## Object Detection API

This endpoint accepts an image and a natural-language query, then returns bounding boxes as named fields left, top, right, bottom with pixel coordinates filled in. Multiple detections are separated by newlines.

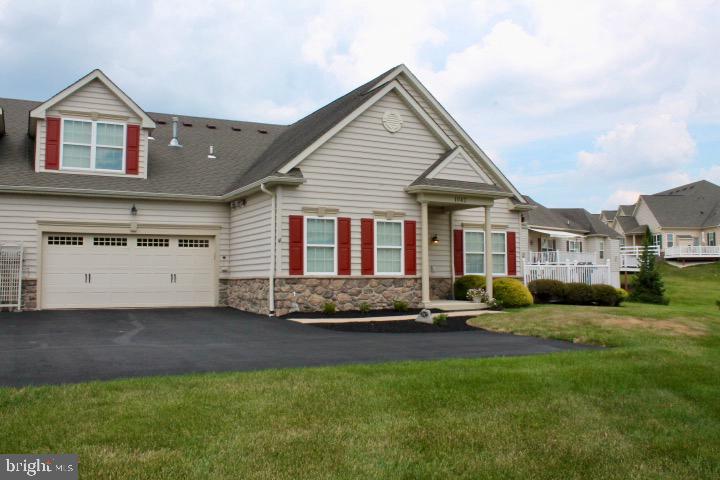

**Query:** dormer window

left=61, top=118, right=125, bottom=172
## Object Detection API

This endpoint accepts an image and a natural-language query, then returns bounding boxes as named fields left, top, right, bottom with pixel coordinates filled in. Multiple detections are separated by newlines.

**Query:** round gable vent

left=382, top=111, right=403, bottom=133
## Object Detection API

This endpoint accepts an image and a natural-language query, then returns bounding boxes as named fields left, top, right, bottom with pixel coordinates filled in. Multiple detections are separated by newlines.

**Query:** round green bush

left=616, top=288, right=629, bottom=303
left=492, top=278, right=533, bottom=308
left=454, top=275, right=486, bottom=300
left=528, top=279, right=565, bottom=304
left=562, top=283, right=594, bottom=305
left=592, top=284, right=622, bottom=306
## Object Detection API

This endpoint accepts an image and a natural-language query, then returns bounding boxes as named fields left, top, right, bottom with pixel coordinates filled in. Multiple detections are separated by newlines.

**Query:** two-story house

left=0, top=66, right=535, bottom=314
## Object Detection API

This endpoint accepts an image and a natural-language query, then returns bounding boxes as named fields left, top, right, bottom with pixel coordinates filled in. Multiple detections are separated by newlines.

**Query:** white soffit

left=529, top=227, right=583, bottom=238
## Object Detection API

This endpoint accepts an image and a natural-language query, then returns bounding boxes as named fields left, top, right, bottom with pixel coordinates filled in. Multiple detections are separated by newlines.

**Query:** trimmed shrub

left=592, top=284, right=622, bottom=306
left=492, top=278, right=533, bottom=308
left=563, top=283, right=594, bottom=305
left=454, top=275, right=486, bottom=301
left=359, top=302, right=371, bottom=314
left=393, top=299, right=409, bottom=312
left=433, top=313, right=449, bottom=327
left=616, top=288, right=629, bottom=304
left=322, top=302, right=336, bottom=315
left=528, top=279, right=565, bottom=304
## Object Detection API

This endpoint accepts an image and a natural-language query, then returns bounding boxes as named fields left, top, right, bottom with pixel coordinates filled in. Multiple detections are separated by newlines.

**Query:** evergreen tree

left=629, top=228, right=669, bottom=304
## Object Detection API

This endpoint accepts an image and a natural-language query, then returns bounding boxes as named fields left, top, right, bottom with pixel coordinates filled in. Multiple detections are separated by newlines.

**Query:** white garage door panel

left=42, top=234, right=216, bottom=309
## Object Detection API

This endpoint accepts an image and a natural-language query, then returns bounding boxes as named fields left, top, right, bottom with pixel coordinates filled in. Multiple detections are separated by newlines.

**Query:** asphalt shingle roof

left=641, top=180, right=720, bottom=228
left=524, top=196, right=620, bottom=238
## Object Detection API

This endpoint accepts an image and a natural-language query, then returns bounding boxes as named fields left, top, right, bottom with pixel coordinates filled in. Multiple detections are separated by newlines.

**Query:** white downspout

left=260, top=183, right=276, bottom=315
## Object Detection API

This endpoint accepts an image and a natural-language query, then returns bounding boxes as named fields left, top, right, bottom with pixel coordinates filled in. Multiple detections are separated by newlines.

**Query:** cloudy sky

left=1, top=0, right=718, bottom=210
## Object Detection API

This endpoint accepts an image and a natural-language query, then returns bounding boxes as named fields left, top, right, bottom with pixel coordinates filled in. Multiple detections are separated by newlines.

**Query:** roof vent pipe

left=208, top=145, right=216, bottom=159
left=168, top=117, right=182, bottom=147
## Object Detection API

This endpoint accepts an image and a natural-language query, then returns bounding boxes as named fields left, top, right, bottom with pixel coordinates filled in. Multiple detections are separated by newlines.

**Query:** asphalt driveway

left=0, top=308, right=597, bottom=387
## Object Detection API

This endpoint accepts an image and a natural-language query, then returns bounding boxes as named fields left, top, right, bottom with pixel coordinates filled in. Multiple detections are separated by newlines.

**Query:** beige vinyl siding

left=48, top=79, right=142, bottom=121
left=229, top=192, right=272, bottom=277
left=278, top=89, right=523, bottom=277
left=432, top=149, right=492, bottom=184
left=279, top=90, right=447, bottom=274
left=37, top=79, right=149, bottom=177
left=634, top=199, right=661, bottom=231
left=0, top=194, right=230, bottom=280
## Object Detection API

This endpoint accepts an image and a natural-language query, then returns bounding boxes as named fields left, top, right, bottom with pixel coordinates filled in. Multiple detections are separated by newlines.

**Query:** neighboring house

left=599, top=209, right=617, bottom=224
left=521, top=197, right=621, bottom=287
left=608, top=180, right=720, bottom=264
left=0, top=66, right=534, bottom=314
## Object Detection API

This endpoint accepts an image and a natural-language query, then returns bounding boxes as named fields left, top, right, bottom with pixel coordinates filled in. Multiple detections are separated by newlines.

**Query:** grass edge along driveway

left=1, top=262, right=719, bottom=479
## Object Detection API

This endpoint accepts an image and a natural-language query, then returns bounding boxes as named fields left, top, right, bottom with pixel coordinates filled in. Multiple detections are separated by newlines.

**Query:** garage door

left=41, top=234, right=216, bottom=309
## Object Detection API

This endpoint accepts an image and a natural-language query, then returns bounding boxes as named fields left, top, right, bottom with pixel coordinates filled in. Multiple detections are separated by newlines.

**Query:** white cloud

left=578, top=114, right=696, bottom=177
left=606, top=190, right=640, bottom=209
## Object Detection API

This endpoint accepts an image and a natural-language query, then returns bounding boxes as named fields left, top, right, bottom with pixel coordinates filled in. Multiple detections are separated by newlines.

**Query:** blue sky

left=1, top=0, right=718, bottom=211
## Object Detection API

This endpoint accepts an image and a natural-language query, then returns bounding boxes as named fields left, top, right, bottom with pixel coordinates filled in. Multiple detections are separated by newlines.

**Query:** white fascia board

left=29, top=69, right=156, bottom=129
left=393, top=65, right=527, bottom=204
left=278, top=80, right=455, bottom=175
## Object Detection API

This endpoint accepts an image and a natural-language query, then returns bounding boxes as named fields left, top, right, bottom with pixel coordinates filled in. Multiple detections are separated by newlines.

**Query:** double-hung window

left=375, top=220, right=403, bottom=275
left=61, top=118, right=125, bottom=172
left=464, top=231, right=506, bottom=275
left=305, top=217, right=336, bottom=274
left=667, top=233, right=674, bottom=248
left=599, top=240, right=605, bottom=260
left=567, top=240, right=582, bottom=253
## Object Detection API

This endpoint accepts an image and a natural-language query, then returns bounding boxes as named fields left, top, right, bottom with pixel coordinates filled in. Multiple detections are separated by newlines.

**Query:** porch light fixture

left=431, top=234, right=439, bottom=245
left=130, top=204, right=138, bottom=216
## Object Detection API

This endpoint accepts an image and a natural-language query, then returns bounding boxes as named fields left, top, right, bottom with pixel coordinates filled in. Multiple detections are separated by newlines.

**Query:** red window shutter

left=45, top=117, right=61, bottom=170
left=337, top=217, right=351, bottom=275
left=453, top=229, right=464, bottom=276
left=507, top=231, right=517, bottom=276
left=404, top=220, right=417, bottom=275
left=289, top=215, right=304, bottom=275
left=126, top=124, right=140, bottom=175
left=361, top=218, right=374, bottom=275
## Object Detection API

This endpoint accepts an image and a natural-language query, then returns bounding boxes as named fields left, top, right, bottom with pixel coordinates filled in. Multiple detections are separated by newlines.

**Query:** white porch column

left=484, top=205, right=493, bottom=300
left=421, top=201, right=430, bottom=304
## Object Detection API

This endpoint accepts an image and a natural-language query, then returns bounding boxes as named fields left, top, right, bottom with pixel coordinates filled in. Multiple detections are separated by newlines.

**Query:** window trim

left=599, top=240, right=605, bottom=260
left=567, top=240, right=583, bottom=253
left=59, top=117, right=126, bottom=173
left=304, top=216, right=337, bottom=276
left=666, top=233, right=674, bottom=248
left=708, top=232, right=716, bottom=247
left=374, top=219, right=404, bottom=276
left=463, top=230, right=507, bottom=276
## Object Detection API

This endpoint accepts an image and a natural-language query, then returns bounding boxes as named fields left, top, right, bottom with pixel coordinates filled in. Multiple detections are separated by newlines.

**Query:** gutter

left=404, top=185, right=514, bottom=198
left=0, top=175, right=305, bottom=203
left=259, top=183, right=277, bottom=315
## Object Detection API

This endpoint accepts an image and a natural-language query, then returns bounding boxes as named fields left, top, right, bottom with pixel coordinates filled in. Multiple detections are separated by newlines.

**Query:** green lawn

left=2, top=263, right=719, bottom=479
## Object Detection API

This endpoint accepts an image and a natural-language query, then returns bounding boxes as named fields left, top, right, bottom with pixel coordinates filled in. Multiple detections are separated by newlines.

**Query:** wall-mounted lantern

left=130, top=204, right=138, bottom=216
left=431, top=234, right=439, bottom=245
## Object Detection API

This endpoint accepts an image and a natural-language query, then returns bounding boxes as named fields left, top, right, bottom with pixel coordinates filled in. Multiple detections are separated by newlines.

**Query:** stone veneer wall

left=274, top=277, right=422, bottom=316
left=220, top=276, right=454, bottom=316
left=223, top=278, right=270, bottom=315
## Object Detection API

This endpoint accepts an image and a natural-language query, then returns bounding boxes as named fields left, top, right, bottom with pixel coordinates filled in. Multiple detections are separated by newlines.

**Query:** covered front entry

left=41, top=233, right=216, bottom=309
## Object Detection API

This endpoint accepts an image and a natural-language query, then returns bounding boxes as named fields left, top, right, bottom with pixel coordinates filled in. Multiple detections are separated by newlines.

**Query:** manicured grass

left=1, top=263, right=719, bottom=478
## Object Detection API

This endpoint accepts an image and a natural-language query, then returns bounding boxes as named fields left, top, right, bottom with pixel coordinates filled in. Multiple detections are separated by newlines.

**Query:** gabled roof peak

left=29, top=69, right=156, bottom=129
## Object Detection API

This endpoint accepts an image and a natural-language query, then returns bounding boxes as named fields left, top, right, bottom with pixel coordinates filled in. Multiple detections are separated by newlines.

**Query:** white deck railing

left=665, top=246, right=720, bottom=258
left=620, top=245, right=659, bottom=271
left=523, top=261, right=616, bottom=287
left=525, top=251, right=598, bottom=265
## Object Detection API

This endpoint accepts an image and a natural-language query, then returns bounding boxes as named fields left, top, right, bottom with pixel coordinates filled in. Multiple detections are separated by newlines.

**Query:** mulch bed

left=307, top=316, right=479, bottom=333
left=283, top=308, right=431, bottom=319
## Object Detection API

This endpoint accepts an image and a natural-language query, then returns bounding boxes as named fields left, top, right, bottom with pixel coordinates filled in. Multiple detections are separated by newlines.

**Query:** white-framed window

left=707, top=232, right=716, bottom=246
left=464, top=230, right=507, bottom=275
left=667, top=233, right=674, bottom=248
left=305, top=216, right=336, bottom=275
left=540, top=237, right=554, bottom=252
left=375, top=219, right=404, bottom=275
left=652, top=234, right=662, bottom=247
left=60, top=118, right=126, bottom=172
left=567, top=240, right=583, bottom=253
left=599, top=240, right=605, bottom=260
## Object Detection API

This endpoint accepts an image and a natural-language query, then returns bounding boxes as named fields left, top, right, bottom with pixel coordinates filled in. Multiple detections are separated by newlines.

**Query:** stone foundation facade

left=430, top=277, right=452, bottom=301
left=274, top=277, right=422, bottom=316
left=222, top=276, right=455, bottom=316
left=223, top=278, right=271, bottom=315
